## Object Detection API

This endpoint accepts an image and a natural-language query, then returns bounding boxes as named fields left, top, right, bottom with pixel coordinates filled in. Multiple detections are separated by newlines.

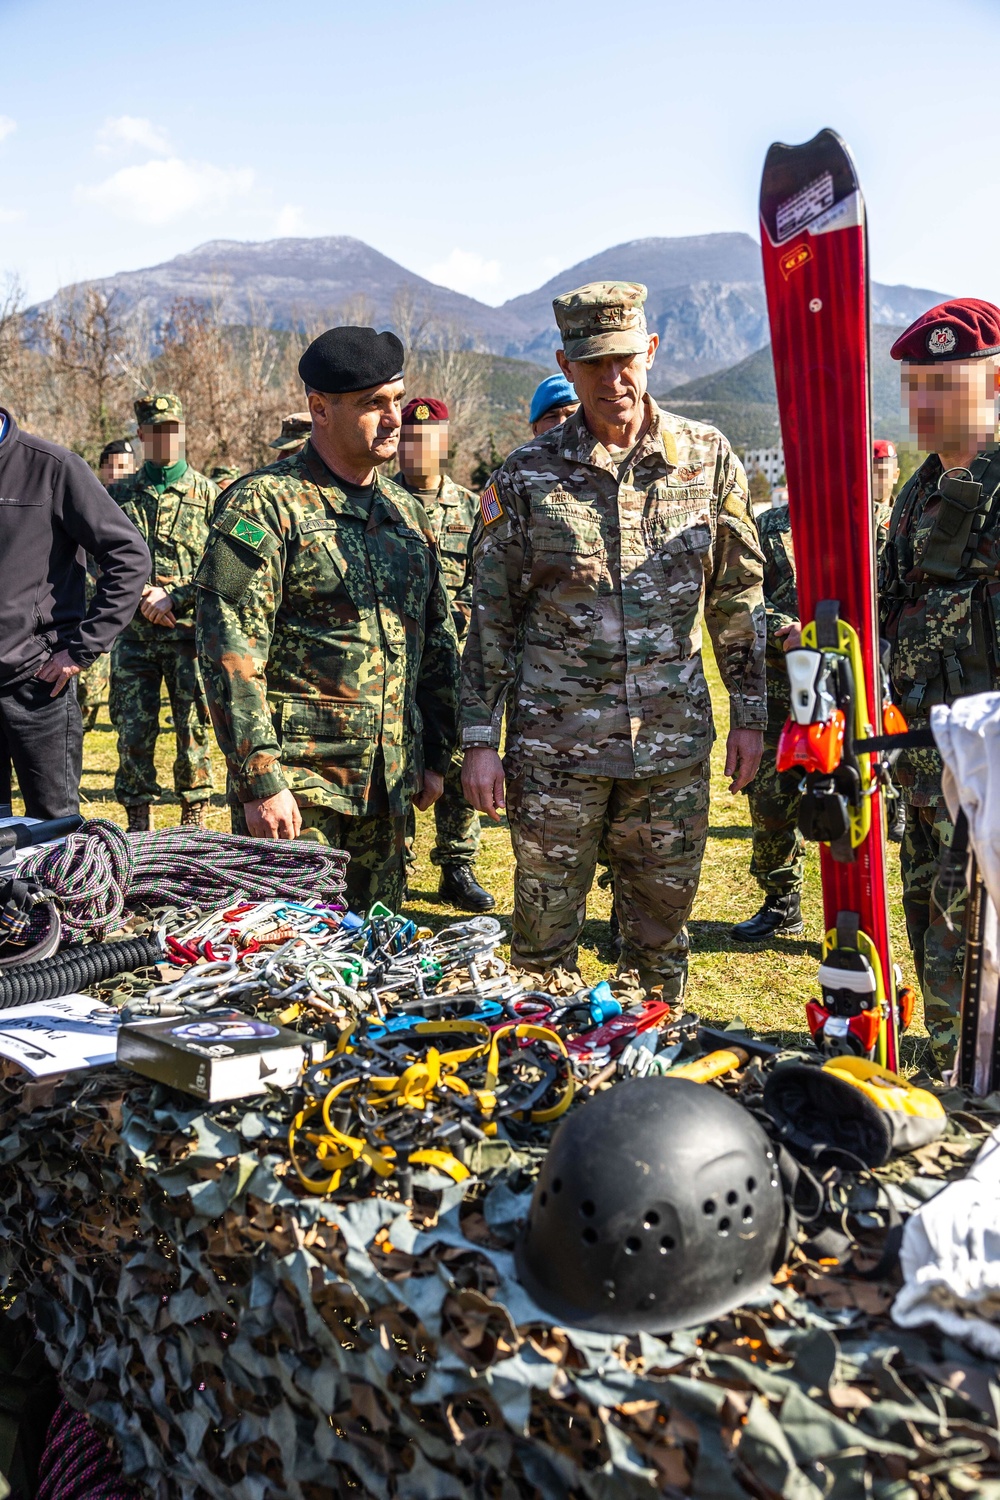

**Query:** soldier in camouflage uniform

left=196, top=327, right=460, bottom=916
left=731, top=437, right=901, bottom=942
left=209, top=465, right=242, bottom=492
left=462, top=283, right=766, bottom=997
left=79, top=439, right=139, bottom=730
left=394, top=396, right=494, bottom=912
left=109, top=395, right=219, bottom=830
left=270, top=412, right=312, bottom=458
left=881, top=299, right=1000, bottom=1070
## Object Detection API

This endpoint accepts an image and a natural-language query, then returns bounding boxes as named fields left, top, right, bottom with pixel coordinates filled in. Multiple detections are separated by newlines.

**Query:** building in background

left=744, top=447, right=785, bottom=486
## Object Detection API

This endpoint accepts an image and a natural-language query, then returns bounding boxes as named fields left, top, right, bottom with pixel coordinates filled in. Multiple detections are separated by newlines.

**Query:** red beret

left=872, top=440, right=897, bottom=461
left=890, top=299, right=1000, bottom=363
left=401, top=397, right=449, bottom=425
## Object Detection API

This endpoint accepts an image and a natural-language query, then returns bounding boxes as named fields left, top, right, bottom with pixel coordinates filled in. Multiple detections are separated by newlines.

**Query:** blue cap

left=529, top=374, right=578, bottom=426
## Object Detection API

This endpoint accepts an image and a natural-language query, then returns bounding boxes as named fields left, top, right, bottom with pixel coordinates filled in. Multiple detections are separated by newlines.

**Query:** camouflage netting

left=1, top=1065, right=999, bottom=1500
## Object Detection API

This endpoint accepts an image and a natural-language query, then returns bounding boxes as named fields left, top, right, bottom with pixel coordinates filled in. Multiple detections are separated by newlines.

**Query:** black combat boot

left=608, top=903, right=623, bottom=957
left=888, top=796, right=906, bottom=843
left=730, top=891, right=804, bottom=942
left=438, top=863, right=495, bottom=912
left=125, top=804, right=151, bottom=833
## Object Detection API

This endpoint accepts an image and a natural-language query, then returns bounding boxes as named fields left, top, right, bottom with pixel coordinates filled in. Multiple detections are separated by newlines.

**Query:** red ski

left=759, top=129, right=908, bottom=1069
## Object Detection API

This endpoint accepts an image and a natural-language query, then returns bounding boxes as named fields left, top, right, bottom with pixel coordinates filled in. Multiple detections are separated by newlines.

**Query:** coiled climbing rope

left=16, top=820, right=349, bottom=940
left=0, top=934, right=163, bottom=1010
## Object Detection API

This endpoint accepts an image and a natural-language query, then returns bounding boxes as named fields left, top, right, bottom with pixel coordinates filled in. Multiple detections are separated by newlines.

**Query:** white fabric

left=892, top=1124, right=1000, bottom=1356
left=930, top=693, right=1000, bottom=1092
left=932, top=692, right=1000, bottom=912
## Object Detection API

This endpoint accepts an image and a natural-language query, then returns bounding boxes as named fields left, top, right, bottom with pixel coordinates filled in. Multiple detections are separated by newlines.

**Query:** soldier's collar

left=301, top=440, right=388, bottom=524
left=560, top=397, right=678, bottom=473
left=141, top=458, right=190, bottom=491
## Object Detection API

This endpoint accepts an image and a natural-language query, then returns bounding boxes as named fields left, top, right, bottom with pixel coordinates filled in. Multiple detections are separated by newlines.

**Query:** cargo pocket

left=528, top=501, right=606, bottom=596
left=646, top=520, right=711, bottom=626
left=276, top=698, right=376, bottom=792
left=891, top=582, right=986, bottom=715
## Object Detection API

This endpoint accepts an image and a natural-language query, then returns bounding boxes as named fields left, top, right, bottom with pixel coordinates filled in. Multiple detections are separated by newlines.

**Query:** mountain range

left=32, top=232, right=948, bottom=386
left=662, top=324, right=910, bottom=448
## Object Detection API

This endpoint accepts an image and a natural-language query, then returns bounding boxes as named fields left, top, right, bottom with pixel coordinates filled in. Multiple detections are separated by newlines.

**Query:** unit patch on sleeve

left=479, top=483, right=504, bottom=527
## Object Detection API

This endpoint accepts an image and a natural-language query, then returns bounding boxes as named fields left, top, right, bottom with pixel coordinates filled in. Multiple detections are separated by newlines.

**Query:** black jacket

left=0, top=410, right=150, bottom=686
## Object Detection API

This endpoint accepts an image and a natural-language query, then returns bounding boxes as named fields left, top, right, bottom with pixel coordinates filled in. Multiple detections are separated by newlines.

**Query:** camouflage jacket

left=110, top=462, right=219, bottom=641
left=393, top=473, right=476, bottom=636
left=460, top=399, right=766, bottom=777
left=195, top=443, right=460, bottom=815
left=880, top=447, right=1000, bottom=804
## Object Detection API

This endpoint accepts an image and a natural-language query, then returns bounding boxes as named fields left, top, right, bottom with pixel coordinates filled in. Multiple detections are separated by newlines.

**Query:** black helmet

left=515, top=1078, right=785, bottom=1333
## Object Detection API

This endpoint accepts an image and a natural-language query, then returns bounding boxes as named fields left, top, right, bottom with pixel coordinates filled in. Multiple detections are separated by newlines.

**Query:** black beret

left=98, top=438, right=135, bottom=462
left=298, top=326, right=405, bottom=394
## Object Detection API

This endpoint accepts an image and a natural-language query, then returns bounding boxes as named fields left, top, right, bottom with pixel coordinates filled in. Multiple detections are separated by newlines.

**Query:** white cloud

left=275, top=203, right=307, bottom=235
left=424, top=249, right=503, bottom=299
left=96, top=115, right=171, bottom=156
left=0, top=208, right=24, bottom=224
left=0, top=117, right=16, bottom=146
left=76, top=157, right=255, bottom=226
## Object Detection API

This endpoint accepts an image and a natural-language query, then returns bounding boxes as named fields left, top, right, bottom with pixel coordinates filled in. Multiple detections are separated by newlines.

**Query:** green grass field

left=58, top=652, right=927, bottom=1064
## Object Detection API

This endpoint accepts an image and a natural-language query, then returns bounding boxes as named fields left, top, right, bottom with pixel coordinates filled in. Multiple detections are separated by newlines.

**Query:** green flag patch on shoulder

left=215, top=509, right=280, bottom=558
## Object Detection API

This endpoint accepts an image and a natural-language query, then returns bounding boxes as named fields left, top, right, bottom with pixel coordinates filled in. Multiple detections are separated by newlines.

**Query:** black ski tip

left=760, top=128, right=861, bottom=246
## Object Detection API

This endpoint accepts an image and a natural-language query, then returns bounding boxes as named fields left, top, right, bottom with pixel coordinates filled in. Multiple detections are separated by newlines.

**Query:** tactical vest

left=883, top=446, right=1000, bottom=717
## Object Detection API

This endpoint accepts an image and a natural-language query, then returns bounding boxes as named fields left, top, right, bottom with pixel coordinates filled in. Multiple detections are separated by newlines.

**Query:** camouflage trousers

left=505, top=758, right=710, bottom=999
left=110, top=635, right=214, bottom=808
left=231, top=800, right=407, bottom=918
left=746, top=725, right=805, bottom=897
left=404, top=748, right=481, bottom=870
left=899, top=796, right=964, bottom=1069
left=78, top=653, right=110, bottom=732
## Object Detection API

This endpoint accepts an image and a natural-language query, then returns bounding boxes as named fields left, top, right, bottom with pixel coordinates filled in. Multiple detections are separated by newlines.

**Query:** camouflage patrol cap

left=134, top=392, right=184, bottom=426
left=552, top=282, right=650, bottom=361
left=269, top=411, right=312, bottom=450
left=209, top=464, right=242, bottom=483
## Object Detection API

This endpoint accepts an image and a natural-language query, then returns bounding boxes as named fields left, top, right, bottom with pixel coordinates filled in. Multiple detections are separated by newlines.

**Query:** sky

left=0, top=0, right=996, bottom=309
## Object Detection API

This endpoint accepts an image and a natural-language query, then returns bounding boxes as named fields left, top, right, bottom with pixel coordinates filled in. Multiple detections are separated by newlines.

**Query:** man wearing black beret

left=195, top=326, right=460, bottom=914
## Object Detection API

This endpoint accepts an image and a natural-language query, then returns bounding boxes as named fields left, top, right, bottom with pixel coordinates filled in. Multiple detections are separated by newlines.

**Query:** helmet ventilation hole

left=718, top=1217, right=731, bottom=1235
left=743, top=1204, right=754, bottom=1223
left=580, top=1199, right=595, bottom=1218
left=582, top=1226, right=598, bottom=1246
left=643, top=1210, right=660, bottom=1228
left=733, top=1267, right=744, bottom=1285
left=552, top=1178, right=563, bottom=1193
left=624, top=1236, right=642, bottom=1255
left=702, top=1199, right=716, bottom=1215
left=746, top=1176, right=757, bottom=1192
left=659, top=1235, right=675, bottom=1253
left=726, top=1190, right=738, bottom=1206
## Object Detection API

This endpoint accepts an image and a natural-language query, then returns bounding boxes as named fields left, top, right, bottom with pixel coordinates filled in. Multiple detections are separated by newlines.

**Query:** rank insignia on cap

left=927, top=325, right=957, bottom=357
left=231, top=516, right=268, bottom=549
left=480, top=483, right=504, bottom=527
left=414, top=403, right=430, bottom=421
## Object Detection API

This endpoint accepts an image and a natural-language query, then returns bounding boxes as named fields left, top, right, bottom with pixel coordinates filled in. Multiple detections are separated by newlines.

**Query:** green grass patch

left=44, top=654, right=925, bottom=1063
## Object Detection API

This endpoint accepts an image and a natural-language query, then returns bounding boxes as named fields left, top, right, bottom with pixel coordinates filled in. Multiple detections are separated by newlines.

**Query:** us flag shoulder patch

left=480, top=482, right=504, bottom=527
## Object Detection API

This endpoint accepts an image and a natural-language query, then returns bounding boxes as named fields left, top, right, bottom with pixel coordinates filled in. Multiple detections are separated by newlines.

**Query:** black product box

left=117, top=1010, right=322, bottom=1101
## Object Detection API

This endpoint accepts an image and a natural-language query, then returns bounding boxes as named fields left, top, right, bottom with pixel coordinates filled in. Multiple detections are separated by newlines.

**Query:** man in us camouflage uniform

left=394, top=396, right=493, bottom=912
left=196, top=327, right=460, bottom=916
left=109, top=395, right=219, bottom=830
left=881, top=298, right=1000, bottom=1070
left=79, top=438, right=140, bottom=731
left=462, top=282, right=766, bottom=997
left=731, top=437, right=901, bottom=943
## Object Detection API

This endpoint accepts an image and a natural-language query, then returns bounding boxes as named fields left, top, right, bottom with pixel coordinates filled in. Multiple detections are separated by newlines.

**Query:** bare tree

left=0, top=276, right=42, bottom=424
left=36, top=286, right=134, bottom=459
